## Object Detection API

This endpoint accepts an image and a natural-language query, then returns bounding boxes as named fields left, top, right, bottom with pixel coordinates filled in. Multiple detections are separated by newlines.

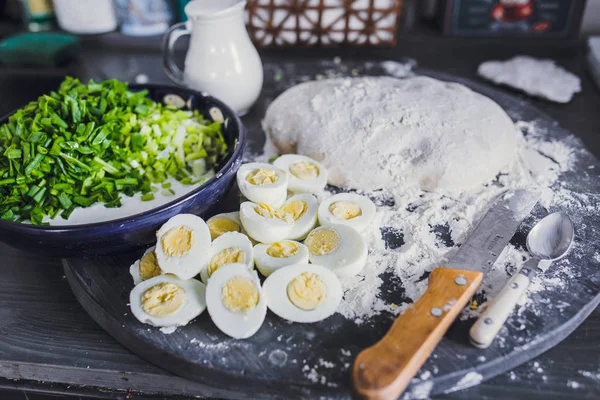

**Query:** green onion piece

left=32, top=187, right=46, bottom=204
left=93, top=157, right=119, bottom=175
left=57, top=192, right=72, bottom=209
left=140, top=193, right=155, bottom=201
left=25, top=154, right=44, bottom=175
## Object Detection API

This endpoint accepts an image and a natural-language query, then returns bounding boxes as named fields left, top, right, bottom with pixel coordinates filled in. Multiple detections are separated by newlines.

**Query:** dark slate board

left=63, top=62, right=600, bottom=399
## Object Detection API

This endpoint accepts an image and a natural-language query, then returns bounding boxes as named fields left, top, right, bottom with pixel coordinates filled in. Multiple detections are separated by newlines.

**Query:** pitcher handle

left=162, top=22, right=190, bottom=86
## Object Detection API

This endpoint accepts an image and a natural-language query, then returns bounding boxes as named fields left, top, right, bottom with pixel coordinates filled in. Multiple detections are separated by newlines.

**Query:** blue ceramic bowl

left=0, top=84, right=246, bottom=257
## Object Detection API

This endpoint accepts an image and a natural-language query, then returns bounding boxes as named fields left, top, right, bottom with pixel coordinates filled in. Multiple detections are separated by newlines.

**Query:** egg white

left=129, top=246, right=160, bottom=285
left=236, top=162, right=288, bottom=206
left=129, top=275, right=207, bottom=327
left=263, top=263, right=342, bottom=323
left=317, top=193, right=376, bottom=233
left=155, top=214, right=212, bottom=280
left=283, top=193, right=318, bottom=241
left=200, top=231, right=254, bottom=283
left=305, top=224, right=368, bottom=278
left=205, top=263, right=267, bottom=339
left=273, top=154, right=328, bottom=193
left=254, top=241, right=309, bottom=277
left=239, top=201, right=294, bottom=243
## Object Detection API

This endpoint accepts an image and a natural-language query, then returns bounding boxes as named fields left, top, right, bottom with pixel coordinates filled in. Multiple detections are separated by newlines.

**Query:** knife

left=352, top=189, right=540, bottom=400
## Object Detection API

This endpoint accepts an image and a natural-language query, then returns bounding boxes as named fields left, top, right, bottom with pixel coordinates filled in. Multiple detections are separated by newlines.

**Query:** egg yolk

left=221, top=277, right=259, bottom=313
left=141, top=282, right=186, bottom=317
left=209, top=247, right=245, bottom=277
left=254, top=204, right=289, bottom=220
left=139, top=251, right=161, bottom=281
left=208, top=217, right=241, bottom=241
left=161, top=226, right=195, bottom=257
left=266, top=241, right=299, bottom=258
left=329, top=201, right=362, bottom=220
left=282, top=200, right=308, bottom=220
left=305, top=228, right=340, bottom=256
left=246, top=168, right=279, bottom=185
left=287, top=272, right=327, bottom=311
left=289, top=161, right=319, bottom=180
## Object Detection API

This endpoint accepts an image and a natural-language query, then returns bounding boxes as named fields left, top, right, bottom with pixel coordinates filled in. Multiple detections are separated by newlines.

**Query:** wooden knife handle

left=353, top=268, right=483, bottom=400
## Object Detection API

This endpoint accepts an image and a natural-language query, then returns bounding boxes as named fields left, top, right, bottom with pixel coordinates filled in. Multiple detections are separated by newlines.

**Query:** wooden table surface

left=0, top=28, right=599, bottom=399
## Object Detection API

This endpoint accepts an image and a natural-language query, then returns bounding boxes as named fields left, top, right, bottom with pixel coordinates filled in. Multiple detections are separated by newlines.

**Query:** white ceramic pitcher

left=162, top=0, right=263, bottom=115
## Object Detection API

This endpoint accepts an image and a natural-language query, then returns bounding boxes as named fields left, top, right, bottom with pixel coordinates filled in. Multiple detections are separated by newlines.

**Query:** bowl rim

left=0, top=83, right=247, bottom=232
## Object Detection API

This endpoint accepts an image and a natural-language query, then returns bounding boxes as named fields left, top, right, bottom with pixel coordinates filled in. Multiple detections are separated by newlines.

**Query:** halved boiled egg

left=254, top=240, right=309, bottom=277
left=130, top=246, right=162, bottom=285
left=200, top=231, right=254, bottom=283
left=239, top=201, right=294, bottom=243
left=263, top=263, right=342, bottom=323
left=207, top=212, right=242, bottom=241
left=273, top=154, right=327, bottom=193
left=206, top=263, right=267, bottom=339
left=304, top=224, right=368, bottom=278
left=317, top=193, right=376, bottom=233
left=155, top=214, right=211, bottom=280
left=236, top=162, right=288, bottom=206
left=130, top=275, right=206, bottom=327
left=282, top=193, right=318, bottom=241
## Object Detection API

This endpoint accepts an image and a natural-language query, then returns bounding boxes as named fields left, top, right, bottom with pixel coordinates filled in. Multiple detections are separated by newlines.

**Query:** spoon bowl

left=526, top=211, right=575, bottom=261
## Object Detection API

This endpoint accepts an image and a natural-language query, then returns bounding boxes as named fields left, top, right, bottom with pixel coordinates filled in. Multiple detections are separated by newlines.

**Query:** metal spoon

left=469, top=211, right=575, bottom=348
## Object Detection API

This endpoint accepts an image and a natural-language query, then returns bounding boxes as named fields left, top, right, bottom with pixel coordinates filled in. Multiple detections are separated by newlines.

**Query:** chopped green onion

left=0, top=77, right=227, bottom=224
left=57, top=192, right=73, bottom=209
left=141, top=193, right=155, bottom=201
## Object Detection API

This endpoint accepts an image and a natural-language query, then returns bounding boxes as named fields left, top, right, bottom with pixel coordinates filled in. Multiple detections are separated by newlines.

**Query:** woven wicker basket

left=246, top=0, right=404, bottom=47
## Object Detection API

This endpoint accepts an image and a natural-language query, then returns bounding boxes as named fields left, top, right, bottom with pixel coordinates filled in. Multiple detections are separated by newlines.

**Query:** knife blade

left=444, top=189, right=541, bottom=272
left=353, top=189, right=540, bottom=400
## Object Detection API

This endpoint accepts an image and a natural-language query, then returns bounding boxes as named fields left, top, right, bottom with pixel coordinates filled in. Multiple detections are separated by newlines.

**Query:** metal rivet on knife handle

left=455, top=276, right=467, bottom=286
left=430, top=307, right=443, bottom=317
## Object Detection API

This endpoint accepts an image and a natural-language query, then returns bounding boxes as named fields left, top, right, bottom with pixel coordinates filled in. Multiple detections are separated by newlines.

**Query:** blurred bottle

left=18, top=0, right=55, bottom=32
left=53, top=0, right=117, bottom=34
left=115, top=0, right=173, bottom=36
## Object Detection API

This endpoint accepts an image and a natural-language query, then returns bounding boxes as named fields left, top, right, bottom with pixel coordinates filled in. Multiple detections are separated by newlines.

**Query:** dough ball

left=262, top=76, right=520, bottom=193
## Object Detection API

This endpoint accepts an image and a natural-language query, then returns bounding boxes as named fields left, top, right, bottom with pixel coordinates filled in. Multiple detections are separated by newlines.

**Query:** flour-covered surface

left=65, top=59, right=600, bottom=399
left=478, top=56, right=581, bottom=103
left=251, top=60, right=600, bottom=395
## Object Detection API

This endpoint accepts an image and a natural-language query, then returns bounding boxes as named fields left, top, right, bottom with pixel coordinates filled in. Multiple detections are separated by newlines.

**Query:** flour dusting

left=578, top=369, right=600, bottom=383
left=444, top=372, right=483, bottom=394
left=478, top=56, right=581, bottom=103
left=254, top=60, right=593, bottom=325
left=567, top=380, right=582, bottom=389
left=248, top=59, right=599, bottom=393
left=333, top=118, right=579, bottom=324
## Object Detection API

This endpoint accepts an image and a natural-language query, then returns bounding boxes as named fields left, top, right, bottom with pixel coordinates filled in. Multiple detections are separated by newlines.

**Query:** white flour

left=257, top=65, right=583, bottom=325
left=478, top=56, right=581, bottom=103
left=444, top=372, right=483, bottom=394
left=567, top=380, right=581, bottom=389
left=264, top=76, right=520, bottom=193
left=250, top=59, right=596, bottom=392
left=578, top=369, right=600, bottom=383
left=333, top=117, right=578, bottom=324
